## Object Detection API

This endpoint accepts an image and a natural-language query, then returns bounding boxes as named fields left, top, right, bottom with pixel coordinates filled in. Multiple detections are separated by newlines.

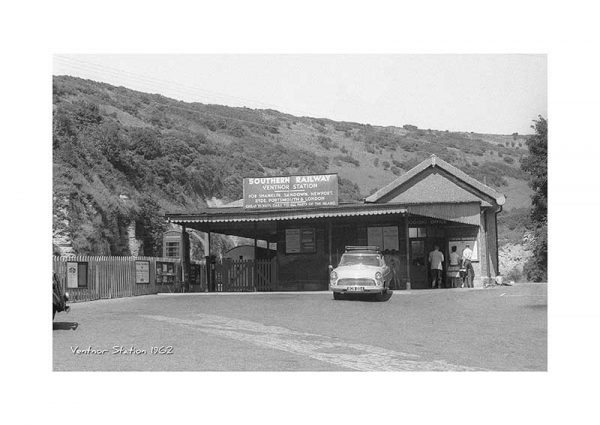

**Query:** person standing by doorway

left=428, top=245, right=444, bottom=289
left=461, top=244, right=474, bottom=288
left=447, top=245, right=461, bottom=288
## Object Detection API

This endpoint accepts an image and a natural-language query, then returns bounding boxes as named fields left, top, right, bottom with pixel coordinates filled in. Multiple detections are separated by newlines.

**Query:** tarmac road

left=53, top=283, right=547, bottom=371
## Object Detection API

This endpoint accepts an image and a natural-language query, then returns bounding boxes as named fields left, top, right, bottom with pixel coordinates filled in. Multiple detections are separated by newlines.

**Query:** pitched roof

left=365, top=155, right=506, bottom=206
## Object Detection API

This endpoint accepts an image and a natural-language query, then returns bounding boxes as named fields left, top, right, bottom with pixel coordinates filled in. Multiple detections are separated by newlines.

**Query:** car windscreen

left=339, top=254, right=380, bottom=267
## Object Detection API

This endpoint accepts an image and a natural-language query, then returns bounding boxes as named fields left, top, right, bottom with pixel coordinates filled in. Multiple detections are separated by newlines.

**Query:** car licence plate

left=347, top=286, right=364, bottom=292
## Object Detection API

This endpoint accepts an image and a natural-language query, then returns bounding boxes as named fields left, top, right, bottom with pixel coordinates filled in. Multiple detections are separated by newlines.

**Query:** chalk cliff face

left=53, top=75, right=532, bottom=256
left=499, top=232, right=534, bottom=282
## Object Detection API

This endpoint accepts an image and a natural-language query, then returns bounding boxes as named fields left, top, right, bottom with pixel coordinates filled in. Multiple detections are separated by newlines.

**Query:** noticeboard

left=367, top=226, right=399, bottom=251
left=285, top=228, right=316, bottom=254
left=135, top=261, right=150, bottom=284
left=66, top=262, right=78, bottom=288
left=243, top=174, right=338, bottom=209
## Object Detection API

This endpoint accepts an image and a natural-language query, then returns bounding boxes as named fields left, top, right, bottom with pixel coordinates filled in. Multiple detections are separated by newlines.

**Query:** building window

left=165, top=241, right=180, bottom=258
left=409, top=227, right=427, bottom=238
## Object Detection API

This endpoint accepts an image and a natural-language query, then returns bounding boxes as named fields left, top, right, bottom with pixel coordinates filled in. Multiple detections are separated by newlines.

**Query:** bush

left=523, top=225, right=547, bottom=282
left=503, top=155, right=515, bottom=164
left=317, top=135, right=335, bottom=150
left=505, top=267, right=523, bottom=283
left=333, top=154, right=360, bottom=167
left=382, top=161, right=390, bottom=170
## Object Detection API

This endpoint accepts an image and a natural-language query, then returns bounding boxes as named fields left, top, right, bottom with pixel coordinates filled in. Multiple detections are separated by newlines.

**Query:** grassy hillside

left=52, top=75, right=533, bottom=256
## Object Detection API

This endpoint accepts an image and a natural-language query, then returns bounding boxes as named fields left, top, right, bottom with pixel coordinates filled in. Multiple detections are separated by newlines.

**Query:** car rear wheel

left=333, top=292, right=344, bottom=300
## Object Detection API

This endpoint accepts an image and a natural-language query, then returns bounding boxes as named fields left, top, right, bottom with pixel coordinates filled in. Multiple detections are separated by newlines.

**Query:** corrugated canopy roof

left=166, top=202, right=407, bottom=224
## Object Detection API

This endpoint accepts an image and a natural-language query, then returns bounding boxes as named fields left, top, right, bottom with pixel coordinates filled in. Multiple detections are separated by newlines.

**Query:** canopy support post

left=405, top=213, right=411, bottom=290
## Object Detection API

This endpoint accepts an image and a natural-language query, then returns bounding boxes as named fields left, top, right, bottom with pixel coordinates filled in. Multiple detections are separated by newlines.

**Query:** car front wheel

left=374, top=290, right=392, bottom=302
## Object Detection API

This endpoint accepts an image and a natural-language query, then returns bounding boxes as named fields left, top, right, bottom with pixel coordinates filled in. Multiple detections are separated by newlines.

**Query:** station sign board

left=243, top=174, right=338, bottom=209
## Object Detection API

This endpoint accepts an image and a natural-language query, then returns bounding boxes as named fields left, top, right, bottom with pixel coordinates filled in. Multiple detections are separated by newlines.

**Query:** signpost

left=243, top=174, right=338, bottom=209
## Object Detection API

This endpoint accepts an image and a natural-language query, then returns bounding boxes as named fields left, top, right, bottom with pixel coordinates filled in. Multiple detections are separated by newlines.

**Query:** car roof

left=342, top=251, right=380, bottom=256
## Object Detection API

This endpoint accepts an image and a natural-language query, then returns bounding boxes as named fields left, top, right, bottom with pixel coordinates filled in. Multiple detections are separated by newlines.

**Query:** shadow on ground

left=335, top=292, right=393, bottom=302
left=53, top=322, right=79, bottom=331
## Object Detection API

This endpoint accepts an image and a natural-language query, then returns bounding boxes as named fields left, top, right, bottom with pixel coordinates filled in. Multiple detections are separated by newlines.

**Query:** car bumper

left=330, top=284, right=386, bottom=294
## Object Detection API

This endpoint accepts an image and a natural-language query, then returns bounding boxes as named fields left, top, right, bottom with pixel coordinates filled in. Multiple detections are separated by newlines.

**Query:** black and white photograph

left=4, top=1, right=600, bottom=424
left=50, top=54, right=548, bottom=372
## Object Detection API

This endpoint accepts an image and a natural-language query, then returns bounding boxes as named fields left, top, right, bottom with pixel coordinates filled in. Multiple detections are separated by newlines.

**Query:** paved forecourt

left=53, top=283, right=547, bottom=371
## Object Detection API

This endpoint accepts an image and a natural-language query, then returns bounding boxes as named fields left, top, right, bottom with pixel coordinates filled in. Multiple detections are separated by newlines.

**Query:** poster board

left=300, top=228, right=316, bottom=253
left=367, top=227, right=383, bottom=250
left=285, top=228, right=315, bottom=254
left=368, top=226, right=399, bottom=251
left=448, top=238, right=479, bottom=262
left=66, top=262, right=78, bottom=288
left=382, top=226, right=399, bottom=251
left=135, top=261, right=150, bottom=284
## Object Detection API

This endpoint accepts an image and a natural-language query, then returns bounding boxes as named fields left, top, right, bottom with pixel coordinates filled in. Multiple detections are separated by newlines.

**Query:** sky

left=53, top=54, right=546, bottom=134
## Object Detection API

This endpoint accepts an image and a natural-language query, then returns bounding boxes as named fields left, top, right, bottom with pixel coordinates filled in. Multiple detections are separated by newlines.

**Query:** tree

left=135, top=196, right=166, bottom=256
left=521, top=116, right=547, bottom=281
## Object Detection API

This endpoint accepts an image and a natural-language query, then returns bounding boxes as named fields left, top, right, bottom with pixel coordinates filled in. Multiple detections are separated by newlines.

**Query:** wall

left=276, top=221, right=329, bottom=291
left=276, top=215, right=409, bottom=291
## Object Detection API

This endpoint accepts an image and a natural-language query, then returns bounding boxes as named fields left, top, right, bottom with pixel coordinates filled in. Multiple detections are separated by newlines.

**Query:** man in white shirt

left=461, top=244, right=474, bottom=288
left=448, top=245, right=461, bottom=288
left=428, top=245, right=444, bottom=289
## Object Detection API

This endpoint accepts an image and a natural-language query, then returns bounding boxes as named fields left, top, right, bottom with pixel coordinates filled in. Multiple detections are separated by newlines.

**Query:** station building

left=166, top=155, right=505, bottom=291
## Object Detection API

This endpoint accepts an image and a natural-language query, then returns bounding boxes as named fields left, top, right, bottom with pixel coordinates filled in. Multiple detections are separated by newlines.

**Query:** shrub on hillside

left=334, top=154, right=360, bottom=167
left=317, top=135, right=336, bottom=150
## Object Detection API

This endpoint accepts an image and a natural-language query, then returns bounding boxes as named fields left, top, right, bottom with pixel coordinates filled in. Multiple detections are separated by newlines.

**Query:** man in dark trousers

left=428, top=245, right=444, bottom=288
left=461, top=244, right=475, bottom=288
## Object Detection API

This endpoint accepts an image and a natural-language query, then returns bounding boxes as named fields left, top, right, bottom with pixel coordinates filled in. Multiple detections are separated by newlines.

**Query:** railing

left=52, top=256, right=206, bottom=301
left=52, top=256, right=276, bottom=300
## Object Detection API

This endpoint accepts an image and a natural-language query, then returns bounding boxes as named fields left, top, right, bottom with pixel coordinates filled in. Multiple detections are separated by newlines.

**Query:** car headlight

left=330, top=271, right=338, bottom=281
left=375, top=272, right=382, bottom=280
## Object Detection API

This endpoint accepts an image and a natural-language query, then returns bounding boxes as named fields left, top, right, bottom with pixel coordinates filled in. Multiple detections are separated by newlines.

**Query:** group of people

left=427, top=244, right=474, bottom=288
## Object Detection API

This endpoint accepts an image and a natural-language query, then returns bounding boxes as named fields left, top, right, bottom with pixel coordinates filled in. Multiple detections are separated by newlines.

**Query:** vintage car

left=53, top=273, right=70, bottom=319
left=329, top=246, right=393, bottom=301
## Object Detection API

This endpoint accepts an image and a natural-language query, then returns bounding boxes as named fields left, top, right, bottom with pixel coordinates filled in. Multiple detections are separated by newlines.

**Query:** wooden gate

left=213, top=258, right=277, bottom=292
